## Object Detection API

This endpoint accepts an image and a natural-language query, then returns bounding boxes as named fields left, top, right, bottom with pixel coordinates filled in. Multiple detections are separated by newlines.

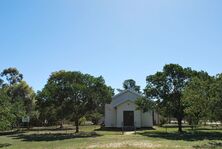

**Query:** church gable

left=111, top=90, right=142, bottom=107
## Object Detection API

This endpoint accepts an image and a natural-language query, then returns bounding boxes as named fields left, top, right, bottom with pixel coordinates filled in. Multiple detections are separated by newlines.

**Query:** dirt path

left=123, top=131, right=135, bottom=135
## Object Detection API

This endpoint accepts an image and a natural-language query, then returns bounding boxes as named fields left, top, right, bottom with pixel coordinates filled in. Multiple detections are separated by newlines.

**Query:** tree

left=89, top=76, right=113, bottom=114
left=0, top=68, right=36, bottom=128
left=1, top=67, right=23, bottom=85
left=36, top=71, right=71, bottom=128
left=36, top=90, right=58, bottom=126
left=182, top=75, right=212, bottom=127
left=135, top=97, right=155, bottom=113
left=86, top=112, right=103, bottom=125
left=10, top=81, right=36, bottom=113
left=0, top=89, right=14, bottom=130
left=145, top=64, right=193, bottom=132
left=38, top=71, right=112, bottom=132
left=10, top=81, right=36, bottom=128
left=123, top=79, right=141, bottom=93
left=0, top=79, right=3, bottom=87
left=209, top=74, right=222, bottom=123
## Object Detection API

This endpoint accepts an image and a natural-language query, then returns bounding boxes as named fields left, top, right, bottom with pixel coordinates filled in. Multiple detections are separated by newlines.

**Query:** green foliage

left=145, top=64, right=193, bottom=132
left=209, top=74, right=222, bottom=122
left=78, top=117, right=87, bottom=125
left=182, top=75, right=212, bottom=126
left=86, top=112, right=103, bottom=125
left=1, top=67, right=23, bottom=85
left=37, top=71, right=112, bottom=132
left=0, top=67, right=36, bottom=129
left=0, top=89, right=14, bottom=130
left=11, top=99, right=26, bottom=127
left=36, top=90, right=59, bottom=126
left=0, top=78, right=3, bottom=87
left=5, top=81, right=36, bottom=127
left=135, top=97, right=155, bottom=113
left=159, top=117, right=167, bottom=126
left=123, top=79, right=141, bottom=93
left=10, top=81, right=36, bottom=115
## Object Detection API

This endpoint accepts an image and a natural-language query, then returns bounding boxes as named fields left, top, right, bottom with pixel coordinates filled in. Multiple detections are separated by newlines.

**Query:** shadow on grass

left=136, top=127, right=156, bottom=131
left=11, top=132, right=102, bottom=142
left=193, top=141, right=222, bottom=148
left=0, top=130, right=24, bottom=136
left=94, top=127, right=122, bottom=132
left=194, top=127, right=222, bottom=131
left=28, top=127, right=74, bottom=132
left=0, top=143, right=11, bottom=148
left=95, top=127, right=155, bottom=132
left=138, top=131, right=222, bottom=141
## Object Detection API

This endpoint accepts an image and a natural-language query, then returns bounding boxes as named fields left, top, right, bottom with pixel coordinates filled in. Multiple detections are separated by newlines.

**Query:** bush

left=79, top=117, right=87, bottom=125
left=159, top=117, right=167, bottom=126
left=87, top=112, right=103, bottom=125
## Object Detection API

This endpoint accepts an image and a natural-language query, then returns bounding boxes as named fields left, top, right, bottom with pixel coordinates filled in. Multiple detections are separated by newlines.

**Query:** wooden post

left=122, top=122, right=124, bottom=135
left=134, top=122, right=136, bottom=134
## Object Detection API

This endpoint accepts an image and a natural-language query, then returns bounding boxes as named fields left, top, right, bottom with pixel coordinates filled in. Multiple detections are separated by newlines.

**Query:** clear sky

left=0, top=0, right=222, bottom=92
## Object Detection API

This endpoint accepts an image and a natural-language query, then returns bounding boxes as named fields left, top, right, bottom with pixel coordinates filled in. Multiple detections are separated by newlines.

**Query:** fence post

left=134, top=122, right=136, bottom=134
left=122, top=122, right=124, bottom=135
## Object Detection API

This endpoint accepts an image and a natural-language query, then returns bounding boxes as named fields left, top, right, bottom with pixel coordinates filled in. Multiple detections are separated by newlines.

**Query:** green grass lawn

left=0, top=125, right=222, bottom=149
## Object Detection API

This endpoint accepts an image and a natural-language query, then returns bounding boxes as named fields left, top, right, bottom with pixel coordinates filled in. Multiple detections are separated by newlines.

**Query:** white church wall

left=141, top=111, right=153, bottom=127
left=116, top=101, right=141, bottom=128
left=105, top=104, right=116, bottom=127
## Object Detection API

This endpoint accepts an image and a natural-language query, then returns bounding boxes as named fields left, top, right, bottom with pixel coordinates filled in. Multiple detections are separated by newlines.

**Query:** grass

left=0, top=125, right=222, bottom=149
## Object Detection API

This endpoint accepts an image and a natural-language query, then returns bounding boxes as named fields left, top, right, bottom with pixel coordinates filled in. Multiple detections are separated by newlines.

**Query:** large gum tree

left=145, top=64, right=193, bottom=132
left=38, top=71, right=112, bottom=133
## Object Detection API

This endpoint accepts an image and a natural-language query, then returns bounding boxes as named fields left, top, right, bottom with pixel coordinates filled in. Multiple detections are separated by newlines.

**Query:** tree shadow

left=28, top=127, right=74, bottom=132
left=11, top=132, right=102, bottom=142
left=0, top=143, right=11, bottom=148
left=136, top=127, right=156, bottom=131
left=95, top=127, right=155, bottom=132
left=138, top=131, right=222, bottom=141
left=0, top=130, right=24, bottom=136
left=194, top=127, right=222, bottom=131
left=94, top=127, right=122, bottom=132
left=193, top=141, right=222, bottom=148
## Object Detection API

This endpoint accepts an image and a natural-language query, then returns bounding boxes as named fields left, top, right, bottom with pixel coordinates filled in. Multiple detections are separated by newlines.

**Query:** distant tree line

left=0, top=64, right=222, bottom=133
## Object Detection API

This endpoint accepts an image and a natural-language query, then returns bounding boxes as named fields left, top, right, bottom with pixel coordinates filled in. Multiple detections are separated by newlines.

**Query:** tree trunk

left=60, top=120, right=64, bottom=129
left=177, top=117, right=183, bottom=133
left=75, top=119, right=79, bottom=133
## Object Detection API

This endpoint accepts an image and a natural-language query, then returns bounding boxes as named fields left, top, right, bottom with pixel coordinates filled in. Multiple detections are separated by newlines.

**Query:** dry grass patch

left=87, top=140, right=162, bottom=149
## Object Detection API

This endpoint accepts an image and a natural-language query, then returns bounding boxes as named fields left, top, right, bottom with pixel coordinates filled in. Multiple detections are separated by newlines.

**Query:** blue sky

left=0, top=0, right=222, bottom=92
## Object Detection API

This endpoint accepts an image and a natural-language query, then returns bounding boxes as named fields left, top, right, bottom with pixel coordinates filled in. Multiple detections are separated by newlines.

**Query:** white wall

left=116, top=101, right=141, bottom=128
left=105, top=104, right=116, bottom=127
left=141, top=111, right=153, bottom=127
left=153, top=111, right=161, bottom=125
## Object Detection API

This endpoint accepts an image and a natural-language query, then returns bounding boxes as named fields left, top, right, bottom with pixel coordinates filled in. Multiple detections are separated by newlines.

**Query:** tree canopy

left=123, top=79, right=141, bottom=93
left=135, top=97, right=155, bottom=113
left=0, top=89, right=14, bottom=130
left=145, top=64, right=193, bottom=132
left=182, top=73, right=212, bottom=127
left=209, top=73, right=222, bottom=122
left=0, top=67, right=36, bottom=129
left=37, top=71, right=113, bottom=132
left=1, top=67, right=23, bottom=85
